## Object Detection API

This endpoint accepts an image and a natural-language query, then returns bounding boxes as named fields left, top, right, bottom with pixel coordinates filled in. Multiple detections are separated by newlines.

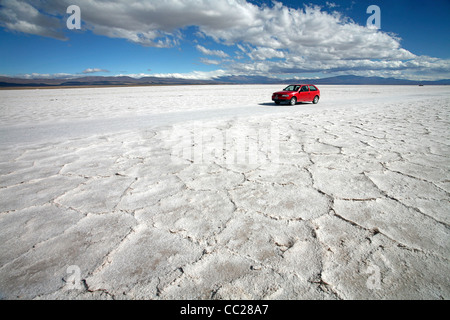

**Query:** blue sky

left=0, top=0, right=449, bottom=80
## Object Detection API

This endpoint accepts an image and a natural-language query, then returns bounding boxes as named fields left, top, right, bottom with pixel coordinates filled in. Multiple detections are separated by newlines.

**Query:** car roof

left=289, top=84, right=316, bottom=86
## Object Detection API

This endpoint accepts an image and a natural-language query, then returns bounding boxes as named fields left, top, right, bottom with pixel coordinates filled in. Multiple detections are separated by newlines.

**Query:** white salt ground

left=0, top=85, right=449, bottom=299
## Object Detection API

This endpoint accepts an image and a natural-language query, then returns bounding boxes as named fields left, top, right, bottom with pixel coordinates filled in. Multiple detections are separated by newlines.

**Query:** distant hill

left=0, top=75, right=216, bottom=88
left=1, top=75, right=449, bottom=88
left=216, top=75, right=450, bottom=85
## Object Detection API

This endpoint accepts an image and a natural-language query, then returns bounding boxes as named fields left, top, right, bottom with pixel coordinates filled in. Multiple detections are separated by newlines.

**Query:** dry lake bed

left=0, top=85, right=449, bottom=299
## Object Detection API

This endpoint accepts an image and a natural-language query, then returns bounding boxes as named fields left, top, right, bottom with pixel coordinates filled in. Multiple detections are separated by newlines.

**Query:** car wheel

left=313, top=96, right=319, bottom=104
left=289, top=97, right=297, bottom=106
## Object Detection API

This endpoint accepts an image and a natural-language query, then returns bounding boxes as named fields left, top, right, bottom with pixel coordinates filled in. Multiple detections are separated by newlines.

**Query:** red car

left=272, top=84, right=320, bottom=105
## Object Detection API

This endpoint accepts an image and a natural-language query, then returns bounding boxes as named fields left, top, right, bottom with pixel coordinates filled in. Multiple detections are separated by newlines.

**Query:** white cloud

left=150, top=69, right=228, bottom=80
left=200, top=58, right=221, bottom=65
left=20, top=73, right=75, bottom=79
left=1, top=0, right=449, bottom=80
left=247, top=47, right=285, bottom=60
left=0, top=0, right=67, bottom=40
left=83, top=68, right=109, bottom=74
left=196, top=45, right=229, bottom=58
left=326, top=2, right=339, bottom=9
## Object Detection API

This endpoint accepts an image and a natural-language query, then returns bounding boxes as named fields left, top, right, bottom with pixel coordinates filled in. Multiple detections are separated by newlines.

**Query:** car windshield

left=284, top=85, right=299, bottom=91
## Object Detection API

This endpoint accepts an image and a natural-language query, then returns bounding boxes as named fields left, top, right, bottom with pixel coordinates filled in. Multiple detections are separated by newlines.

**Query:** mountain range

left=1, top=75, right=449, bottom=88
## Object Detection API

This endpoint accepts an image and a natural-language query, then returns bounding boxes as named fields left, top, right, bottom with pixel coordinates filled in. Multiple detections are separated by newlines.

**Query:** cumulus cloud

left=20, top=72, right=76, bottom=79
left=200, top=58, right=221, bottom=65
left=247, top=47, right=285, bottom=61
left=82, top=68, right=109, bottom=74
left=0, top=0, right=67, bottom=40
left=150, top=69, right=228, bottom=80
left=1, top=0, right=449, bottom=79
left=196, top=45, right=229, bottom=58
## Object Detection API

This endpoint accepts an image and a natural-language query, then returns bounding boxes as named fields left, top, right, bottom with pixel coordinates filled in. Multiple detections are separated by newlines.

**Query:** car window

left=294, top=86, right=300, bottom=91
left=300, top=86, right=309, bottom=92
left=309, top=85, right=317, bottom=91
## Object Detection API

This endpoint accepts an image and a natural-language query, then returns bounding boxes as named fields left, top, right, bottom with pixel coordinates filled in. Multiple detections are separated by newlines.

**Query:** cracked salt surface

left=0, top=85, right=449, bottom=299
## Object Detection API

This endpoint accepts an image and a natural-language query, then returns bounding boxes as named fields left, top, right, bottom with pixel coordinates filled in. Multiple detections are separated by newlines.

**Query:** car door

left=298, top=85, right=309, bottom=102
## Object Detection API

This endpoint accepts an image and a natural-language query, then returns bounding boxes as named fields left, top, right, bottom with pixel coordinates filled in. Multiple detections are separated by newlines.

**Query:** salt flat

left=0, top=85, right=449, bottom=299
